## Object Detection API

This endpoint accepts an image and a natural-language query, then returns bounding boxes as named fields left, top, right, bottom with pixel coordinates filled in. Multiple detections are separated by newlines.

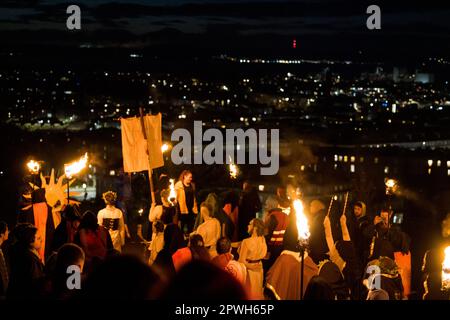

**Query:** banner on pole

left=120, top=113, right=164, bottom=172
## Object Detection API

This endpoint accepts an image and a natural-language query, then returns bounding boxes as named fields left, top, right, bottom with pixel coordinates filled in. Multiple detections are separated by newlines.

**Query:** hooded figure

left=364, top=257, right=404, bottom=300
left=194, top=193, right=235, bottom=240
left=237, top=182, right=262, bottom=241
left=347, top=201, right=371, bottom=265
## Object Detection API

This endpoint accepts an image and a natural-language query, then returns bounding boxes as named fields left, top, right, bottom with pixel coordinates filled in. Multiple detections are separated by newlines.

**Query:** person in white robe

left=191, top=202, right=221, bottom=257
left=238, top=218, right=267, bottom=299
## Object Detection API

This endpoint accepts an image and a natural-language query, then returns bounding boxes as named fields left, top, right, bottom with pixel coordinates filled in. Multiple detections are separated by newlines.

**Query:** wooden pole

left=139, top=107, right=156, bottom=205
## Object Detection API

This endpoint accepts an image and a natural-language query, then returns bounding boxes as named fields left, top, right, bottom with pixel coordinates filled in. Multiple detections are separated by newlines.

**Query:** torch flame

left=442, top=246, right=450, bottom=290
left=168, top=179, right=177, bottom=205
left=293, top=199, right=310, bottom=241
left=27, top=160, right=40, bottom=174
left=228, top=156, right=238, bottom=179
left=385, top=179, right=396, bottom=188
left=64, top=153, right=88, bottom=179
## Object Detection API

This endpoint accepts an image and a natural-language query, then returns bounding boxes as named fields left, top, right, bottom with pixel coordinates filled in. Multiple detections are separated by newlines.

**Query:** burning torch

left=64, top=153, right=88, bottom=204
left=294, top=199, right=310, bottom=300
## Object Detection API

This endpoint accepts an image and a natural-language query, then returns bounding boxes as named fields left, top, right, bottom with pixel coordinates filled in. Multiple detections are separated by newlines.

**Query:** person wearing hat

left=263, top=196, right=289, bottom=272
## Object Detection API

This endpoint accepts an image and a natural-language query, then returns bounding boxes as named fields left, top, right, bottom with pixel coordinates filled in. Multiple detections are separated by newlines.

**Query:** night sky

left=1, top=1, right=450, bottom=58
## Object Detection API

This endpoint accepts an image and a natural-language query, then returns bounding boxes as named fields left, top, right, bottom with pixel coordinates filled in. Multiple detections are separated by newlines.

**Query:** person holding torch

left=422, top=213, right=450, bottom=300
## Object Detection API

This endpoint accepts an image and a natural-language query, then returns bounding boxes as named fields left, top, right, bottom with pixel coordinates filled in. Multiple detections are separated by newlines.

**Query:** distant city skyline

left=1, top=1, right=450, bottom=58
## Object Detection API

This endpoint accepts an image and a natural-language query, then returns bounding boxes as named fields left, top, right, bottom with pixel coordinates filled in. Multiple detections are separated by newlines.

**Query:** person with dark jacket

left=39, top=243, right=85, bottom=300
left=365, top=209, right=409, bottom=262
left=347, top=201, right=372, bottom=266
left=51, top=205, right=80, bottom=253
left=7, top=223, right=45, bottom=299
left=223, top=190, right=240, bottom=242
left=153, top=222, right=185, bottom=281
left=237, top=181, right=261, bottom=241
left=303, top=275, right=335, bottom=300
left=308, top=200, right=329, bottom=264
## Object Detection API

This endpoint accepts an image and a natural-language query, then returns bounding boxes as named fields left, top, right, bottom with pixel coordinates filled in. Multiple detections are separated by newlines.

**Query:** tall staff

left=341, top=192, right=349, bottom=216
left=139, top=107, right=156, bottom=204
left=326, top=196, right=335, bottom=217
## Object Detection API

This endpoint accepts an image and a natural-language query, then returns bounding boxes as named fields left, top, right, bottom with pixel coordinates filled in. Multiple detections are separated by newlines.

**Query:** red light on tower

left=292, top=39, right=297, bottom=49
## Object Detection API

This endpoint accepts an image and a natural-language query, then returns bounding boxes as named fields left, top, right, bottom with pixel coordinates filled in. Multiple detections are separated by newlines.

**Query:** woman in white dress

left=192, top=202, right=221, bottom=257
left=238, top=218, right=267, bottom=299
left=97, top=191, right=125, bottom=252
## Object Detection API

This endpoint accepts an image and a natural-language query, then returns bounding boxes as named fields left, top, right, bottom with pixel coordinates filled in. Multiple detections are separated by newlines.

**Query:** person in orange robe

left=19, top=188, right=54, bottom=262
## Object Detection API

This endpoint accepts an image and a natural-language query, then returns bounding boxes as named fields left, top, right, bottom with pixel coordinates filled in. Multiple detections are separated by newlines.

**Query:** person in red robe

left=172, top=234, right=210, bottom=272
left=212, top=237, right=247, bottom=286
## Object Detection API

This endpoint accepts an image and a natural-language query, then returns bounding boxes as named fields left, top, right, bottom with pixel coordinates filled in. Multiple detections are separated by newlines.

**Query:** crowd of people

left=0, top=169, right=450, bottom=300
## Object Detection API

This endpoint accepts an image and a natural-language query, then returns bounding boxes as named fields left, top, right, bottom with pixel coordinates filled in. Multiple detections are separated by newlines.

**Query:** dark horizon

left=1, top=1, right=450, bottom=59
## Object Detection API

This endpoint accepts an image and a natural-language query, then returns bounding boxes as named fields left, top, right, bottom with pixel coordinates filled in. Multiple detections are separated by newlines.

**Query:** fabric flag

left=121, top=113, right=164, bottom=172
